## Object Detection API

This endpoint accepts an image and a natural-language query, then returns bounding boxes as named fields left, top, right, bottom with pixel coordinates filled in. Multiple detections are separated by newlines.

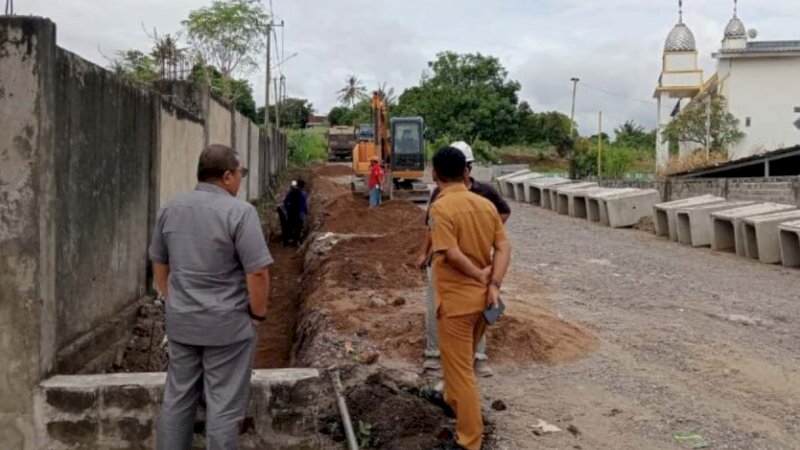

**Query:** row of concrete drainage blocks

left=496, top=170, right=659, bottom=229
left=652, top=195, right=800, bottom=267
left=495, top=169, right=800, bottom=268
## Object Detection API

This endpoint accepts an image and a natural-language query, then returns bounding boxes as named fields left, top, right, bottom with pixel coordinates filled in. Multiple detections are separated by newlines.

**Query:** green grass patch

left=287, top=128, right=327, bottom=167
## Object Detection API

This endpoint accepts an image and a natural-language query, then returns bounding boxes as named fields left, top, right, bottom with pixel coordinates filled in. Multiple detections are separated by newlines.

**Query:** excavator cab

left=389, top=117, right=425, bottom=173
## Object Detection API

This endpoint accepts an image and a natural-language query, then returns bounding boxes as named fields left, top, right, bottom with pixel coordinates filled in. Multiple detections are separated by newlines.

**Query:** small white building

left=655, top=1, right=800, bottom=168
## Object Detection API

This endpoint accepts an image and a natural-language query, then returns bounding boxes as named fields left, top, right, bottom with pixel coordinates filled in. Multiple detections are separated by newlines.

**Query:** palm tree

left=337, top=75, right=367, bottom=107
left=376, top=82, right=397, bottom=106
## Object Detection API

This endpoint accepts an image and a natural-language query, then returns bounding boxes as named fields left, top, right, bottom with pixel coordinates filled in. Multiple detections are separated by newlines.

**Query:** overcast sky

left=19, top=0, right=800, bottom=135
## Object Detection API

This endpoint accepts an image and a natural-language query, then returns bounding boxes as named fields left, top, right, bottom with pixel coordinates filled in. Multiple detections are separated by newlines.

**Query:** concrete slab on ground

left=676, top=201, right=756, bottom=247
left=710, top=203, right=796, bottom=256
left=742, top=210, right=800, bottom=264
left=778, top=220, right=800, bottom=268
left=527, top=177, right=571, bottom=208
left=509, top=173, right=546, bottom=202
left=604, top=189, right=661, bottom=228
left=552, top=182, right=599, bottom=215
left=586, top=188, right=636, bottom=224
left=654, top=195, right=725, bottom=240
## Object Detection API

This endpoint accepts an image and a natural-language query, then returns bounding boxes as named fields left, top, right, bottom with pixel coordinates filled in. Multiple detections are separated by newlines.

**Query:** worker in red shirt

left=368, top=155, right=385, bottom=208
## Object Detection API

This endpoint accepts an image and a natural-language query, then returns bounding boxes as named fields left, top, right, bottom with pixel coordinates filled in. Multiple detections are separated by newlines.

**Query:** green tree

left=376, top=82, right=397, bottom=106
left=614, top=120, right=655, bottom=150
left=190, top=64, right=258, bottom=122
left=109, top=50, right=159, bottom=85
left=518, top=110, right=575, bottom=156
left=257, top=98, right=314, bottom=129
left=328, top=106, right=351, bottom=126
left=183, top=0, right=269, bottom=102
left=662, top=95, right=744, bottom=155
left=396, top=52, right=521, bottom=146
left=337, top=75, right=368, bottom=107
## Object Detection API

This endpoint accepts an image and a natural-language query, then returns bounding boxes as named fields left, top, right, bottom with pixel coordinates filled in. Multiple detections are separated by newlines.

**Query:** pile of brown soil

left=316, top=164, right=355, bottom=177
left=633, top=215, right=655, bottom=234
left=321, top=235, right=423, bottom=291
left=113, top=299, right=167, bottom=373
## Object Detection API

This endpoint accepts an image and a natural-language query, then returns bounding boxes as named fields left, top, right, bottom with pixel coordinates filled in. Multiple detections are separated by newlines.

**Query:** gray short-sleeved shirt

left=149, top=182, right=273, bottom=346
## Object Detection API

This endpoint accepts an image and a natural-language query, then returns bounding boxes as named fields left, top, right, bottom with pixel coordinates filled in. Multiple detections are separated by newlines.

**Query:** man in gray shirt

left=150, top=144, right=272, bottom=450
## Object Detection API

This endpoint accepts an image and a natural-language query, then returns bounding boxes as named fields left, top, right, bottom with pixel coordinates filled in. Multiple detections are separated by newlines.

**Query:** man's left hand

left=487, top=284, right=500, bottom=308
left=251, top=319, right=262, bottom=328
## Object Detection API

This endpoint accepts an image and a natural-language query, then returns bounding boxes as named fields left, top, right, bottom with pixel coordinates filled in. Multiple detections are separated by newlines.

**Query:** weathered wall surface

left=52, top=48, right=154, bottom=370
left=0, top=18, right=58, bottom=450
left=599, top=177, right=800, bottom=206
left=157, top=102, right=205, bottom=206
left=249, top=123, right=262, bottom=200
left=208, top=97, right=232, bottom=147
left=1, top=16, right=288, bottom=450
left=234, top=111, right=250, bottom=201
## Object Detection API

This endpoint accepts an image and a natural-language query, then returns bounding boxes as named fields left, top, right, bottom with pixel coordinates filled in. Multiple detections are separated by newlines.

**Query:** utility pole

left=4, top=0, right=14, bottom=15
left=705, top=96, right=712, bottom=158
left=570, top=77, right=580, bottom=138
left=597, top=111, right=603, bottom=179
left=263, top=18, right=284, bottom=130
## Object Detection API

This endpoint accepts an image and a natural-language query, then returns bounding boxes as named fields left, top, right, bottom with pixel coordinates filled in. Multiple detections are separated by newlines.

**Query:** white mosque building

left=655, top=1, right=800, bottom=169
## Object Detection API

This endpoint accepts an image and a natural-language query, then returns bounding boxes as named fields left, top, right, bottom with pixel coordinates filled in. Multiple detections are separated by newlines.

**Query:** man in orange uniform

left=428, top=147, right=511, bottom=450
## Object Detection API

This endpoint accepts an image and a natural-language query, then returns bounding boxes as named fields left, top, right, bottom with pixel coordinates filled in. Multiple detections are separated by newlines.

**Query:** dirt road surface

left=483, top=199, right=800, bottom=449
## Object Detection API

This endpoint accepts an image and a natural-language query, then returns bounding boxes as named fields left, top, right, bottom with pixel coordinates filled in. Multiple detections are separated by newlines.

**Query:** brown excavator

left=351, top=91, right=428, bottom=202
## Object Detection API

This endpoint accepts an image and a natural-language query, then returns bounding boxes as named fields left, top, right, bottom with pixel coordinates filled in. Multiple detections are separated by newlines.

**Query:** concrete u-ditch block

left=553, top=182, right=598, bottom=215
left=653, top=195, right=725, bottom=240
left=495, top=170, right=530, bottom=197
left=710, top=203, right=796, bottom=256
left=586, top=188, right=636, bottom=224
left=508, top=173, right=545, bottom=202
left=527, top=177, right=570, bottom=208
left=604, top=189, right=661, bottom=228
left=36, top=369, right=322, bottom=449
left=778, top=221, right=800, bottom=268
left=566, top=187, right=610, bottom=219
left=742, top=210, right=800, bottom=264
left=676, top=201, right=756, bottom=247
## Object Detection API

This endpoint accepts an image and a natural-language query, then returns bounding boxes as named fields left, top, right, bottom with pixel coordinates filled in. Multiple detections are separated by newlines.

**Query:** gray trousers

left=425, top=267, right=487, bottom=360
left=157, top=336, right=255, bottom=450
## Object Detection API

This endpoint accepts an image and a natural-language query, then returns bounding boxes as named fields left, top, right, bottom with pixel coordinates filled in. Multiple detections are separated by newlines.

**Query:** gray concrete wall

left=157, top=102, right=205, bottom=207
left=234, top=111, right=250, bottom=201
left=1, top=16, right=288, bottom=449
left=0, top=17, right=58, bottom=450
left=248, top=123, right=262, bottom=200
left=599, top=177, right=800, bottom=206
left=208, top=97, right=232, bottom=147
left=52, top=47, right=155, bottom=372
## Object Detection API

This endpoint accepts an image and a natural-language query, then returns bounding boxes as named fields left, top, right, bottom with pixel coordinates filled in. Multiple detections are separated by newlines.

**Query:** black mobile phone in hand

left=483, top=298, right=505, bottom=325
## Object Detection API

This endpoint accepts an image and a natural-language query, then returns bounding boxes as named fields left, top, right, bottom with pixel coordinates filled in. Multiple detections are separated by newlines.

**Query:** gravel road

left=482, top=198, right=800, bottom=450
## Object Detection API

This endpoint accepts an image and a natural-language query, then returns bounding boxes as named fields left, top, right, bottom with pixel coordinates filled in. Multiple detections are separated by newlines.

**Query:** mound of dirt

left=113, top=299, right=167, bottom=373
left=487, top=314, right=597, bottom=364
left=316, top=165, right=355, bottom=177
left=322, top=235, right=424, bottom=291
left=322, top=199, right=424, bottom=236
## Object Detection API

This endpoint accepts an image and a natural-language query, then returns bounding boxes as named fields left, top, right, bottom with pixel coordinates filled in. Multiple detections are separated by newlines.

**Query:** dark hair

left=197, top=144, right=240, bottom=182
left=295, top=179, right=306, bottom=189
left=432, top=146, right=467, bottom=182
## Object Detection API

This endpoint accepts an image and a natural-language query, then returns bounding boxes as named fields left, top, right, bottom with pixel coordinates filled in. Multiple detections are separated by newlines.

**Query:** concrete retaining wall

left=0, top=17, right=288, bottom=449
left=36, top=369, right=325, bottom=450
left=157, top=102, right=206, bottom=206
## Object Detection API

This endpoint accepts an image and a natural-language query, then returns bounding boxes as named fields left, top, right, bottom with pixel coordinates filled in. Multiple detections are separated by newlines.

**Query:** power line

left=579, top=81, right=654, bottom=105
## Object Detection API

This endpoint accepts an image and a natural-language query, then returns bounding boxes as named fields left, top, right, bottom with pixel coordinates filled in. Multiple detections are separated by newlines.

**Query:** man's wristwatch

left=489, top=280, right=502, bottom=289
left=249, top=308, right=267, bottom=322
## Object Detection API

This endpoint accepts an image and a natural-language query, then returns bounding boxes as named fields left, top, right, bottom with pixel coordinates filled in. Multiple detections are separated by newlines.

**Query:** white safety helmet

left=450, top=141, right=474, bottom=163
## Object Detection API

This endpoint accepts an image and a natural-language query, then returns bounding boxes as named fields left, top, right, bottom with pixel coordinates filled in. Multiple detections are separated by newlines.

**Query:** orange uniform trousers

left=438, top=311, right=487, bottom=450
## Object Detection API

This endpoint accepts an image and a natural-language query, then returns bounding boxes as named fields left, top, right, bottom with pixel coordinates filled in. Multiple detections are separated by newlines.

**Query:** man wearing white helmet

left=417, top=141, right=510, bottom=377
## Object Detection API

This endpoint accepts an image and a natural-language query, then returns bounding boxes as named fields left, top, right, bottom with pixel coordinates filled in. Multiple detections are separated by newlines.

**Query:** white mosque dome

left=724, top=17, right=746, bottom=38
left=665, top=22, right=697, bottom=52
